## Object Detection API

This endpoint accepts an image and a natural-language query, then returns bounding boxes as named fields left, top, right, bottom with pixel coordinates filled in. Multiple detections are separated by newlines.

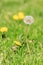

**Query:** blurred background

left=0, top=0, right=43, bottom=65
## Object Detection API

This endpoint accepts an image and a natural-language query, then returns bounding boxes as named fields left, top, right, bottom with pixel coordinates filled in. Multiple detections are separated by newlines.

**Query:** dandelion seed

left=23, top=16, right=34, bottom=24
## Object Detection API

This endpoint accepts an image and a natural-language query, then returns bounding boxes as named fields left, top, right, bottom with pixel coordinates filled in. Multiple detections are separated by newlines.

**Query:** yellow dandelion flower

left=18, top=12, right=25, bottom=20
left=14, top=41, right=21, bottom=46
left=13, top=15, right=19, bottom=20
left=0, top=27, right=8, bottom=32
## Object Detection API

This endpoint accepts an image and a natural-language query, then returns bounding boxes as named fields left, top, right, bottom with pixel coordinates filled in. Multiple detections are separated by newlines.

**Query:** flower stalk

left=25, top=25, right=30, bottom=53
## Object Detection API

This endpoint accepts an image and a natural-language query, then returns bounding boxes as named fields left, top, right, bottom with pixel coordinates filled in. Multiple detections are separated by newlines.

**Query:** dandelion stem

left=25, top=25, right=30, bottom=53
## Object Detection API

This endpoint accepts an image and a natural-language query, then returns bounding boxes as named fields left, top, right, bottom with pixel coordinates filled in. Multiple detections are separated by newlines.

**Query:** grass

left=0, top=0, right=43, bottom=65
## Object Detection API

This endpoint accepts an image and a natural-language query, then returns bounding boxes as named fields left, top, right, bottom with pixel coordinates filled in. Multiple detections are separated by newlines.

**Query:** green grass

left=0, top=0, right=43, bottom=65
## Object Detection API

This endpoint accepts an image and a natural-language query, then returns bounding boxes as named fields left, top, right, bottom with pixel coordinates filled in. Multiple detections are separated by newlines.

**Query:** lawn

left=0, top=0, right=43, bottom=65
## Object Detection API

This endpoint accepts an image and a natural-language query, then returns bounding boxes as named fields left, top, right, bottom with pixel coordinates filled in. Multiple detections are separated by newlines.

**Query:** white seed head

left=23, top=16, right=34, bottom=25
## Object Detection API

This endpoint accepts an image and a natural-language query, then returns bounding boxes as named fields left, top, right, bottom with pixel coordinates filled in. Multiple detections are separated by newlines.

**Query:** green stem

left=25, top=25, right=30, bottom=53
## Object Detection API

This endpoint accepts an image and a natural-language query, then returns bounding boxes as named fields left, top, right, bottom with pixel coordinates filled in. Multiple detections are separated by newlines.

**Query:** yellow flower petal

left=13, top=15, right=19, bottom=20
left=0, top=27, right=8, bottom=32
left=14, top=41, right=21, bottom=46
left=18, top=12, right=25, bottom=20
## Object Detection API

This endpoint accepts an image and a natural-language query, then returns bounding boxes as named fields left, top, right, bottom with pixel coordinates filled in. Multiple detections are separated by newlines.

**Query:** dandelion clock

left=23, top=16, right=34, bottom=53
left=24, top=16, right=34, bottom=24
